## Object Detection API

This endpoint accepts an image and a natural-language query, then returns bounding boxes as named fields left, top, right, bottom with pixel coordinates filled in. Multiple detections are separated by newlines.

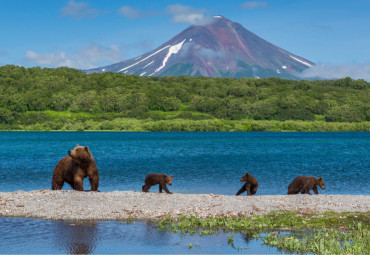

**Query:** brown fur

left=51, top=145, right=99, bottom=191
left=236, top=172, right=258, bottom=196
left=287, top=176, right=325, bottom=195
left=142, top=173, right=173, bottom=194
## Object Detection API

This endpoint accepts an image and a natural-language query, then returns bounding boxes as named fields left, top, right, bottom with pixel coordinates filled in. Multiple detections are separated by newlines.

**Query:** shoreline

left=0, top=190, right=369, bottom=221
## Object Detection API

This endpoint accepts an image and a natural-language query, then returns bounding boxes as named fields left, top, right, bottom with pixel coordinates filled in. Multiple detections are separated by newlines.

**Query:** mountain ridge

left=86, top=16, right=314, bottom=78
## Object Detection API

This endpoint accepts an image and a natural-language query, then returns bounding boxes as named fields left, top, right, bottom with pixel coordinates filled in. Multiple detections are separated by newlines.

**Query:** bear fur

left=142, top=173, right=173, bottom=194
left=236, top=172, right=258, bottom=196
left=287, top=176, right=325, bottom=195
left=51, top=145, right=99, bottom=191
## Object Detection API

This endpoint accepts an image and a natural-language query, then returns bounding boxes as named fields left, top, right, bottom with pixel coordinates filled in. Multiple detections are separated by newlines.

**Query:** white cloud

left=60, top=0, right=99, bottom=19
left=25, top=44, right=123, bottom=69
left=166, top=4, right=215, bottom=25
left=25, top=51, right=73, bottom=67
left=299, top=62, right=370, bottom=81
left=240, top=1, right=269, bottom=10
left=117, top=6, right=144, bottom=19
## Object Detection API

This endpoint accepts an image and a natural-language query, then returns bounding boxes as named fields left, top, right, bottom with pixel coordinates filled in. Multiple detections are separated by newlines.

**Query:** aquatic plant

left=154, top=211, right=370, bottom=254
left=263, top=223, right=369, bottom=254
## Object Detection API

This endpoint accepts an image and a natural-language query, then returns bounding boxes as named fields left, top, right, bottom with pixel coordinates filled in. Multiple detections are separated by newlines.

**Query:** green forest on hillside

left=0, top=65, right=369, bottom=131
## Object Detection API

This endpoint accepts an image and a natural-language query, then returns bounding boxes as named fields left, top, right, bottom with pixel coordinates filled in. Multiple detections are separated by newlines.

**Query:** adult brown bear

left=142, top=173, right=173, bottom=194
left=287, top=176, right=325, bottom=195
left=52, top=145, right=99, bottom=191
left=235, top=172, right=258, bottom=196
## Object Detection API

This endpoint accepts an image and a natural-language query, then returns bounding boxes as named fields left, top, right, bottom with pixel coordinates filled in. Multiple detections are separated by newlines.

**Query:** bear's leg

left=52, top=179, right=64, bottom=190
left=303, top=184, right=312, bottom=195
left=312, top=185, right=319, bottom=194
left=287, top=183, right=295, bottom=195
left=287, top=187, right=298, bottom=195
left=245, top=183, right=252, bottom=196
left=251, top=185, right=258, bottom=195
left=51, top=171, right=65, bottom=190
left=236, top=183, right=246, bottom=196
left=143, top=185, right=151, bottom=192
left=89, top=175, right=99, bottom=191
left=73, top=177, right=84, bottom=191
left=159, top=185, right=163, bottom=193
left=160, top=182, right=172, bottom=194
left=142, top=185, right=145, bottom=192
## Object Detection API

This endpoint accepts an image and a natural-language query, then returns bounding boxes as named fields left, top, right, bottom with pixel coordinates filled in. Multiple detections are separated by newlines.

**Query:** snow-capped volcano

left=86, top=16, right=314, bottom=78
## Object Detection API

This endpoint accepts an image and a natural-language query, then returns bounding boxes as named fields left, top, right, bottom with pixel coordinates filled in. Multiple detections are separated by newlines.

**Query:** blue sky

left=1, top=0, right=370, bottom=79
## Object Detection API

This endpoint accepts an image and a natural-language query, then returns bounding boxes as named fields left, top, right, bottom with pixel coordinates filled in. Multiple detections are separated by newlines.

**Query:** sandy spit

left=0, top=190, right=369, bottom=221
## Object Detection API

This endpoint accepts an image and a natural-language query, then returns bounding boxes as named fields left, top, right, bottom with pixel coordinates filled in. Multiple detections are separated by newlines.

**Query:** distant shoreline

left=0, top=190, right=369, bottom=221
left=1, top=119, right=370, bottom=132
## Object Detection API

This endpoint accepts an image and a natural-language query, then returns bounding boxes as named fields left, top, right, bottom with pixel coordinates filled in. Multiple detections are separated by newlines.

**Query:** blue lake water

left=0, top=132, right=369, bottom=254
left=0, top=132, right=369, bottom=195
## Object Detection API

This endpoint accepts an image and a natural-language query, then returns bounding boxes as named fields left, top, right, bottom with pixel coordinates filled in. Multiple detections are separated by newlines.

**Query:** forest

left=0, top=65, right=369, bottom=131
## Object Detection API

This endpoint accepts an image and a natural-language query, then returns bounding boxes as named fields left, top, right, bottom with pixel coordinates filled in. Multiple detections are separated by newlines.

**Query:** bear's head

left=240, top=172, right=249, bottom=182
left=316, top=177, right=325, bottom=189
left=166, top=175, right=174, bottom=186
left=68, top=144, right=92, bottom=162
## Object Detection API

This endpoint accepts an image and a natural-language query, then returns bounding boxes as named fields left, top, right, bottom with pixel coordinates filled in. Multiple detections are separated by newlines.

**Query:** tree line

left=0, top=65, right=369, bottom=131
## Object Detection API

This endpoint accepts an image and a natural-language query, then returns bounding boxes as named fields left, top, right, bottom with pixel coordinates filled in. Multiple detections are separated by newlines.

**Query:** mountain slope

left=86, top=16, right=314, bottom=78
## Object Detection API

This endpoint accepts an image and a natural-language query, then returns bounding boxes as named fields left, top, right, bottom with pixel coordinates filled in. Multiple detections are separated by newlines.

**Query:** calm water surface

left=0, top=217, right=280, bottom=254
left=0, top=132, right=369, bottom=254
left=0, top=132, right=369, bottom=195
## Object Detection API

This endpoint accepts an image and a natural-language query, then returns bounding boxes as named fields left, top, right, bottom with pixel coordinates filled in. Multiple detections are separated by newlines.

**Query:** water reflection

left=0, top=217, right=281, bottom=254
left=54, top=221, right=98, bottom=254
left=242, top=231, right=257, bottom=243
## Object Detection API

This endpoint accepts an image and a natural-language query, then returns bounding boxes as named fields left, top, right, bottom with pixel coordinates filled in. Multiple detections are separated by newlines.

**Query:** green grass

left=2, top=111, right=370, bottom=131
left=154, top=211, right=370, bottom=254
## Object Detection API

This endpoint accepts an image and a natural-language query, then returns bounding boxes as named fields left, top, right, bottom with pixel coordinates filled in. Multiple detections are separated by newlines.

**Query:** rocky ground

left=0, top=190, right=369, bottom=221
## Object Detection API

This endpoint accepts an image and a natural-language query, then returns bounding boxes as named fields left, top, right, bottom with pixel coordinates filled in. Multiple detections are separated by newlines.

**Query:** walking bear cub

left=287, top=176, right=325, bottom=195
left=52, top=145, right=99, bottom=191
left=142, top=173, right=173, bottom=194
left=236, top=172, right=258, bottom=196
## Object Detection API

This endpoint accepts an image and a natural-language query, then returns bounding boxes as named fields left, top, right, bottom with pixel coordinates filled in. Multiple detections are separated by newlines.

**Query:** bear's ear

left=318, top=177, right=323, bottom=181
left=169, top=175, right=174, bottom=179
left=76, top=144, right=79, bottom=147
left=85, top=146, right=89, bottom=152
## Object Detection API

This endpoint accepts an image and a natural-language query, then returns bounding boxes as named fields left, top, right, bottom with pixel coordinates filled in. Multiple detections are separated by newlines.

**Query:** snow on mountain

left=86, top=16, right=314, bottom=78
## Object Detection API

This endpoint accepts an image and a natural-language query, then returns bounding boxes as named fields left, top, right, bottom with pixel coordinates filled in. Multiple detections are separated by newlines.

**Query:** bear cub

left=52, top=145, right=100, bottom=191
left=287, top=176, right=325, bottom=195
left=236, top=172, right=258, bottom=196
left=142, top=173, right=173, bottom=194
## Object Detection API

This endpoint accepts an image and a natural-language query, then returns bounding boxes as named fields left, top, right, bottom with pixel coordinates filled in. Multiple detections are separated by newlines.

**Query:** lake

left=0, top=132, right=369, bottom=253
left=0, top=132, right=369, bottom=195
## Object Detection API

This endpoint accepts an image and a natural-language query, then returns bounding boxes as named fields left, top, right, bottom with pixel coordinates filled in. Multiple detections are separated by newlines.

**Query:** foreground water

left=0, top=132, right=369, bottom=195
left=0, top=132, right=369, bottom=254
left=0, top=217, right=281, bottom=254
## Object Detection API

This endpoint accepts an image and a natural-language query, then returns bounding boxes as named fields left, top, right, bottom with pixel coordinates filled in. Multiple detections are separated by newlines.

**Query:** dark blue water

left=0, top=132, right=369, bottom=195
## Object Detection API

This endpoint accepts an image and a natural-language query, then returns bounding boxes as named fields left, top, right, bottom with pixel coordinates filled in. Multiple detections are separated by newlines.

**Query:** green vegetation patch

left=155, top=211, right=370, bottom=254
left=1, top=65, right=370, bottom=131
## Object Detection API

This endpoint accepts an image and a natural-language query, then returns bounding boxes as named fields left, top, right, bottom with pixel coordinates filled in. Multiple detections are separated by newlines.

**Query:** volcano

left=86, top=16, right=314, bottom=78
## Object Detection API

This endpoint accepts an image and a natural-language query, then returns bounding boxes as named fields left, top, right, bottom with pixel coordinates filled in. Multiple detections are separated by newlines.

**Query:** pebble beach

left=0, top=190, right=369, bottom=221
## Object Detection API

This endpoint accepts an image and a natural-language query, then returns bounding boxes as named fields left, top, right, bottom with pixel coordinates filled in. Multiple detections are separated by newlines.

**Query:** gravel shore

left=0, top=190, right=369, bottom=221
